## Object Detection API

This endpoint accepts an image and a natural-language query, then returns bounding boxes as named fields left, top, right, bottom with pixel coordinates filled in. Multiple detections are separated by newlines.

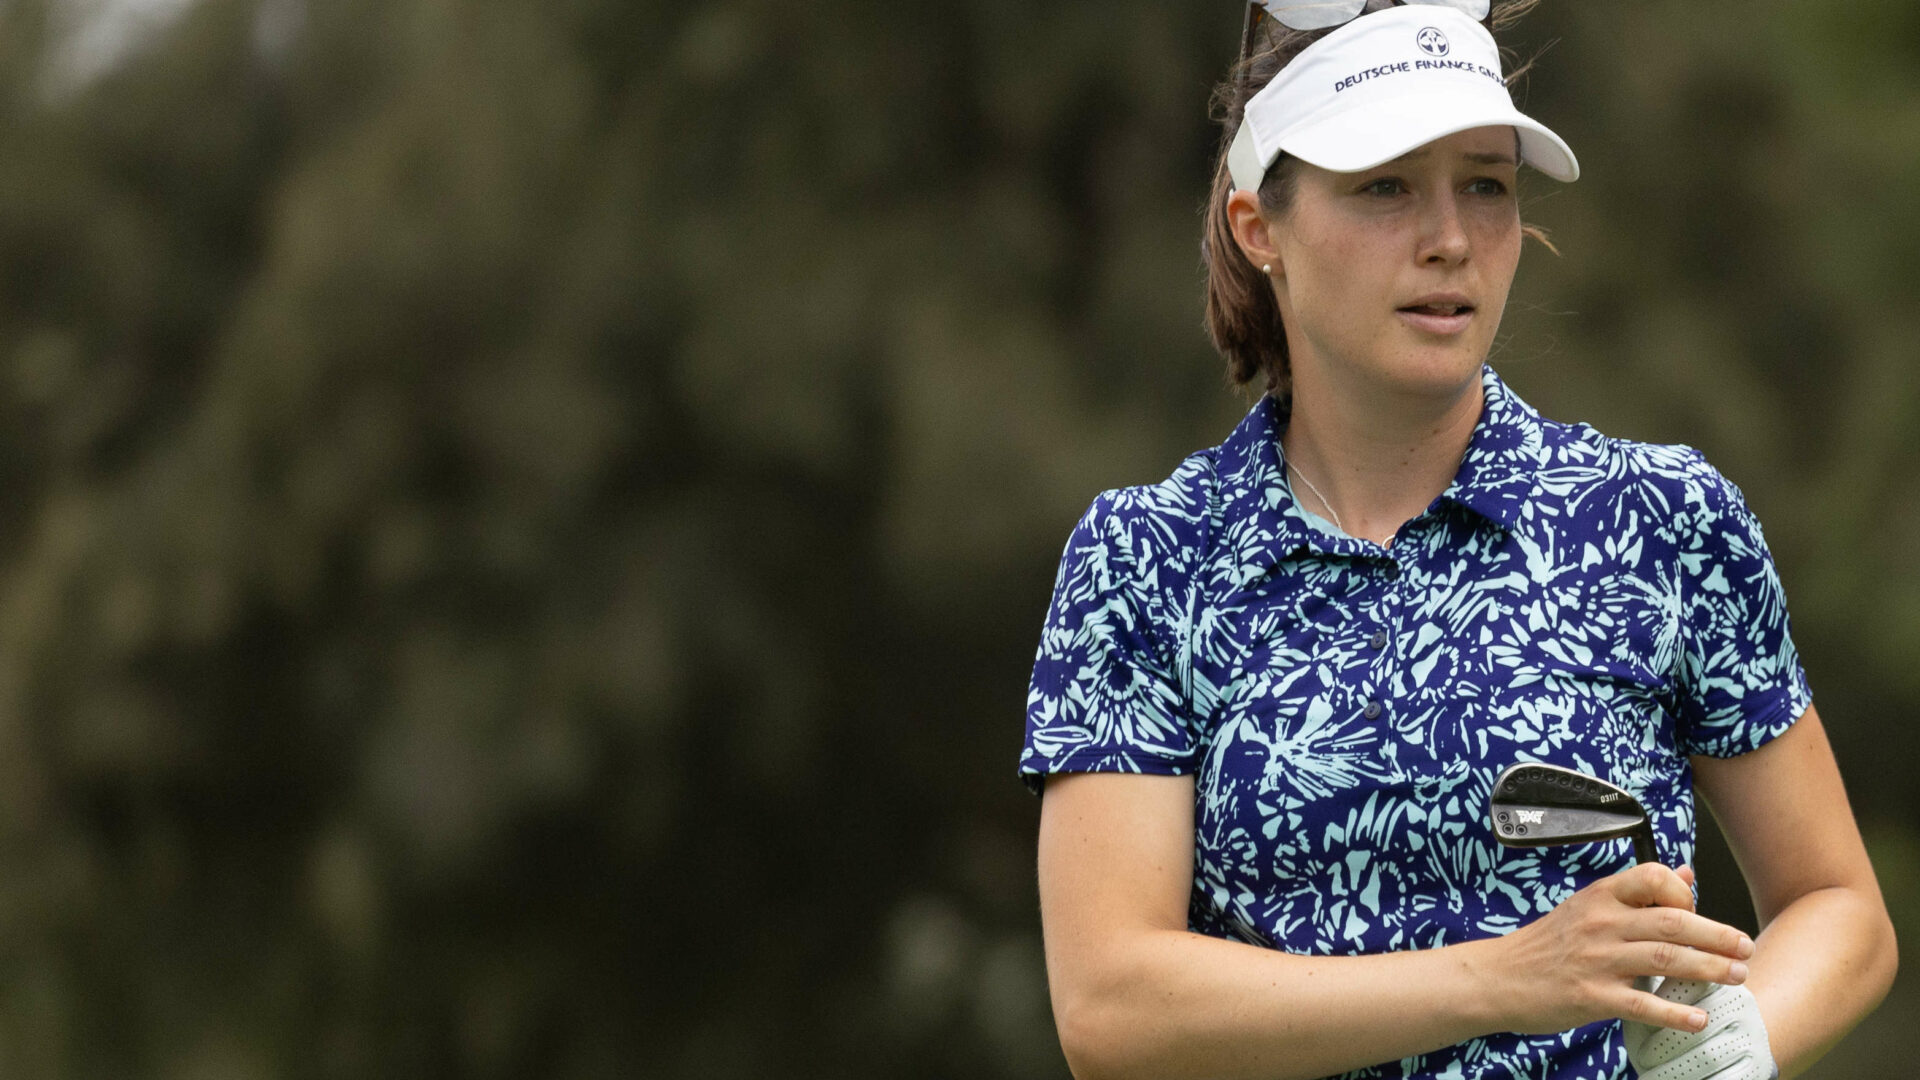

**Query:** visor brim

left=1278, top=93, right=1579, bottom=182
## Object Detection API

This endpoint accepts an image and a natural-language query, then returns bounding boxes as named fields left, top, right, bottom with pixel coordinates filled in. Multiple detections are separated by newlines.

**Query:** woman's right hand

left=1488, top=862, right=1756, bottom=1036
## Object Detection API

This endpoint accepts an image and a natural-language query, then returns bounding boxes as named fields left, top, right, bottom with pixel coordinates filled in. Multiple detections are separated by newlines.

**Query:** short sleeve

left=1672, top=456, right=1812, bottom=757
left=1019, top=490, right=1201, bottom=796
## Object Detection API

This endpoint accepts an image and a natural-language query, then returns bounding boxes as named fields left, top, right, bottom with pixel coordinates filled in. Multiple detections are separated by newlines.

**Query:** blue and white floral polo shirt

left=1019, top=365, right=1811, bottom=1080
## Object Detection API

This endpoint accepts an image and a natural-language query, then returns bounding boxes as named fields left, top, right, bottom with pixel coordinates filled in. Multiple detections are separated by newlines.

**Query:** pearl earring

left=1261, top=263, right=1272, bottom=275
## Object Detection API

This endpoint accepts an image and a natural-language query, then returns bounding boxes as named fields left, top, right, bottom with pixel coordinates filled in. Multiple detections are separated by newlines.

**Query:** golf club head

left=1489, top=762, right=1657, bottom=864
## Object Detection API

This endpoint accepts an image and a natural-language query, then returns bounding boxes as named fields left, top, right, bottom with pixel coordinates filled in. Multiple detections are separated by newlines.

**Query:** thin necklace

left=1286, top=459, right=1345, bottom=534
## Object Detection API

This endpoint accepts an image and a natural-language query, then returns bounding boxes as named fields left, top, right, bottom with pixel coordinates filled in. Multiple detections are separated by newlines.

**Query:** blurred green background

left=0, top=0, right=1910, bottom=1076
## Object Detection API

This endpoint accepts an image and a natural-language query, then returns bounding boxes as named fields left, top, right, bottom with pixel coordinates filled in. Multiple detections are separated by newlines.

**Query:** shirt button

left=1364, top=699, right=1383, bottom=720
left=1368, top=630, right=1388, bottom=650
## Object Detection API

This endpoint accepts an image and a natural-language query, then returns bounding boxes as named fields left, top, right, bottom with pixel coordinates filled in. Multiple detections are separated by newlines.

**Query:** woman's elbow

left=1871, top=903, right=1898, bottom=1000
left=1052, top=981, right=1147, bottom=1080
left=1054, top=988, right=1114, bottom=1079
left=1841, top=882, right=1902, bottom=1009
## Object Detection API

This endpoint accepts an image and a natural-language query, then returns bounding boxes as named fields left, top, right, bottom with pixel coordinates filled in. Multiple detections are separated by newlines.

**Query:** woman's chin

left=1368, top=345, right=1490, bottom=398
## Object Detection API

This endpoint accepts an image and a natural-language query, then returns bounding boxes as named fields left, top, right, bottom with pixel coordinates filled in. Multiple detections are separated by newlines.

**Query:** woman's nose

left=1420, top=194, right=1472, bottom=265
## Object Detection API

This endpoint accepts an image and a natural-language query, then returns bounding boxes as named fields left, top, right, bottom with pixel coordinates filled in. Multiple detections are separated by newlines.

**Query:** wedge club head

left=1488, top=761, right=1658, bottom=865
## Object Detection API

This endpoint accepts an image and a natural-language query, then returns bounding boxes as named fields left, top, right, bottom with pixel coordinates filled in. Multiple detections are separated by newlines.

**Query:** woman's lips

left=1396, top=304, right=1475, bottom=335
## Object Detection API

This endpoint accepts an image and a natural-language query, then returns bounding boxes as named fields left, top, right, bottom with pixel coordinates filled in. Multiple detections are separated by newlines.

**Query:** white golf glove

left=1623, top=977, right=1778, bottom=1080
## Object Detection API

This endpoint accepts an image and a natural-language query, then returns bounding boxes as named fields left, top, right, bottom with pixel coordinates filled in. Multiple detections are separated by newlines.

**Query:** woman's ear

left=1226, top=188, right=1280, bottom=280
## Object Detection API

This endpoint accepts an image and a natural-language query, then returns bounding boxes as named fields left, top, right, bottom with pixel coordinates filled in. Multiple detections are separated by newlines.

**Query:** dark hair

left=1201, top=0, right=1547, bottom=397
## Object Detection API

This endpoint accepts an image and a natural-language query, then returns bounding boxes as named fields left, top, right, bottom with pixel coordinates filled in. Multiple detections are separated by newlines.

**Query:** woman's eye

left=1468, top=177, right=1511, bottom=196
left=1362, top=178, right=1406, bottom=196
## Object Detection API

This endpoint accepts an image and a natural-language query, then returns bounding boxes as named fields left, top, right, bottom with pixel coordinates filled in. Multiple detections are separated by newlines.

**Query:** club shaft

left=1631, top=827, right=1657, bottom=865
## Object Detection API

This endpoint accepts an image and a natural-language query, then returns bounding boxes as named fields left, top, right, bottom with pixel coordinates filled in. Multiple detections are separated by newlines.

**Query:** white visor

left=1227, top=5, right=1578, bottom=191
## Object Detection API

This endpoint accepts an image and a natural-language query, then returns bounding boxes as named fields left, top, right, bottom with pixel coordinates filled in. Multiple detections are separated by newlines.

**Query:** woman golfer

left=1018, top=2, right=1897, bottom=1078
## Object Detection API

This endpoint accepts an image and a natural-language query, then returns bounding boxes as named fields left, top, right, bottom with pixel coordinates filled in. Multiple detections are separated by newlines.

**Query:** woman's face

left=1253, top=126, right=1524, bottom=400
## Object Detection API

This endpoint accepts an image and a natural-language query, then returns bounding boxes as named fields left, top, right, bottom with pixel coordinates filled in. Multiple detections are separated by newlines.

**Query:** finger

left=1625, top=1009, right=1702, bottom=1072
left=1617, top=984, right=1709, bottom=1035
left=1616, top=941, right=1749, bottom=986
left=1623, top=906, right=1756, bottom=960
left=1675, top=864, right=1697, bottom=890
left=1610, top=862, right=1696, bottom=912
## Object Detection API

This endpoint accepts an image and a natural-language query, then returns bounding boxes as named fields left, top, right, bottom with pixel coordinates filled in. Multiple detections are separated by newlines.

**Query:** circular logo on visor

left=1416, top=27, right=1450, bottom=56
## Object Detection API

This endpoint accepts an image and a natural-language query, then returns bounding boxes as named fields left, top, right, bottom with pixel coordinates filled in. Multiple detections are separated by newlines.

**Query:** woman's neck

left=1278, top=366, right=1485, bottom=547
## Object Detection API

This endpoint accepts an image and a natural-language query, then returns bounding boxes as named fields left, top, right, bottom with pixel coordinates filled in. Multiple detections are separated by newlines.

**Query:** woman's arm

left=1038, top=771, right=1754, bottom=1080
left=1692, top=702, right=1899, bottom=1078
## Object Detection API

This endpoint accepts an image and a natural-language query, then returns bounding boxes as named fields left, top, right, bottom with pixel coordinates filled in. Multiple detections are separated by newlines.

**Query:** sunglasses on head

left=1239, top=0, right=1490, bottom=61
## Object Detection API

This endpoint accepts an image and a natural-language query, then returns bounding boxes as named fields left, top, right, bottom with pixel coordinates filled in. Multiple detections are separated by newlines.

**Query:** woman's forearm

left=1746, top=884, right=1899, bottom=1079
left=1052, top=862, right=1754, bottom=1080
left=1057, top=927, right=1509, bottom=1080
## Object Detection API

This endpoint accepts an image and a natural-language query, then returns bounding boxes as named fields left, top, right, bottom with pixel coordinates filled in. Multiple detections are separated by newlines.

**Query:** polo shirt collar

left=1438, top=365, right=1543, bottom=533
left=1215, top=365, right=1543, bottom=583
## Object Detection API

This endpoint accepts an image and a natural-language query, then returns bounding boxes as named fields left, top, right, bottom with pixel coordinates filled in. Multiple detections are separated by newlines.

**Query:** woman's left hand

left=1623, top=975, right=1777, bottom=1080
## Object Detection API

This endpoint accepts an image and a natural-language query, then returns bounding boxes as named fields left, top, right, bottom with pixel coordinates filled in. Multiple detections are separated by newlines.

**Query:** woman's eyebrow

left=1382, top=149, right=1519, bottom=166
